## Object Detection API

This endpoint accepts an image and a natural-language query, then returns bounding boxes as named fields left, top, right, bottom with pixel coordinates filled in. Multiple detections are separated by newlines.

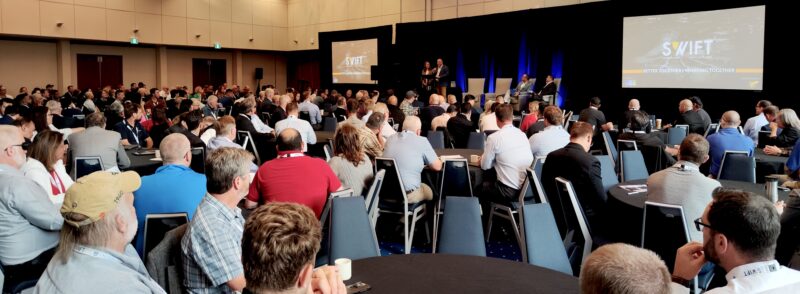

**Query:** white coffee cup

left=334, top=258, right=352, bottom=281
left=655, top=119, right=662, bottom=129
left=155, top=150, right=161, bottom=159
left=470, top=154, right=479, bottom=163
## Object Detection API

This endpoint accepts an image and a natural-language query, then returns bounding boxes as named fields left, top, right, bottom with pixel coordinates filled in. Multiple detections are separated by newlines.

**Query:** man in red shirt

left=245, top=128, right=341, bottom=217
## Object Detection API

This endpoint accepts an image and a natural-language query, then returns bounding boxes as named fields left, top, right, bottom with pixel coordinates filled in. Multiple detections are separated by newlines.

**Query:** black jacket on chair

left=447, top=114, right=474, bottom=148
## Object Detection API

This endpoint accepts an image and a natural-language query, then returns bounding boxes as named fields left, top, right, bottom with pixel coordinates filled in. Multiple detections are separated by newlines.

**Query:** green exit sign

left=213, top=42, right=222, bottom=49
left=130, top=37, right=138, bottom=45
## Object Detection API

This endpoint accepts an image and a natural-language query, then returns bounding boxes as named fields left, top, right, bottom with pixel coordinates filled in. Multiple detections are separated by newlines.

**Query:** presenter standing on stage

left=435, top=58, right=450, bottom=97
left=421, top=61, right=435, bottom=100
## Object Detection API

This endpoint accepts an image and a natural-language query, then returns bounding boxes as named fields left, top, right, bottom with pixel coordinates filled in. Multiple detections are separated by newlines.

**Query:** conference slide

left=622, top=5, right=765, bottom=90
left=331, top=39, right=378, bottom=84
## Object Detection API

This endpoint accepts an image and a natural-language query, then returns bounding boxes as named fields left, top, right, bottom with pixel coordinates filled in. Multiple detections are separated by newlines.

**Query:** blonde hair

left=580, top=243, right=670, bottom=294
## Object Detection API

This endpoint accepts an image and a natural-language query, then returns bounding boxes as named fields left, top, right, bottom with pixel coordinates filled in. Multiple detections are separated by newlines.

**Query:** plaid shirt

left=181, top=194, right=244, bottom=293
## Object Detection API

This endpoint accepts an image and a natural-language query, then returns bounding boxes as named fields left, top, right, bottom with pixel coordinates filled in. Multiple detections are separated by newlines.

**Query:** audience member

left=328, top=124, right=374, bottom=196
left=763, top=108, right=800, bottom=149
left=246, top=129, right=341, bottom=216
left=115, top=103, right=153, bottom=148
left=617, top=111, right=678, bottom=167
left=68, top=112, right=131, bottom=171
left=383, top=116, right=443, bottom=203
left=298, top=91, right=322, bottom=126
left=529, top=105, right=570, bottom=157
left=33, top=171, right=165, bottom=293
left=0, top=126, right=63, bottom=290
left=275, top=102, right=317, bottom=152
left=432, top=105, right=457, bottom=132
left=519, top=101, right=540, bottom=132
left=133, top=134, right=206, bottom=256
left=448, top=102, right=476, bottom=148
left=580, top=243, right=670, bottom=294
left=419, top=94, right=445, bottom=135
left=340, top=98, right=366, bottom=128
left=671, top=189, right=800, bottom=293
left=182, top=148, right=253, bottom=293
left=242, top=203, right=345, bottom=294
left=481, top=104, right=533, bottom=204
left=372, top=103, right=397, bottom=139
left=620, top=98, right=641, bottom=129
left=743, top=100, right=772, bottom=145
left=399, top=90, right=417, bottom=117
left=203, top=95, right=222, bottom=119
left=670, top=99, right=708, bottom=135
left=181, top=109, right=209, bottom=150
left=20, top=130, right=72, bottom=205
left=479, top=102, right=500, bottom=132
left=690, top=96, right=713, bottom=133
left=578, top=97, right=613, bottom=132
left=707, top=111, right=755, bottom=177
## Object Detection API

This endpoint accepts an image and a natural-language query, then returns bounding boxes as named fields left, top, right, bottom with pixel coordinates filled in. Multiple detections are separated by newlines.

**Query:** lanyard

left=127, top=123, right=140, bottom=145
left=74, top=246, right=123, bottom=265
left=278, top=152, right=304, bottom=158
left=49, top=170, right=65, bottom=195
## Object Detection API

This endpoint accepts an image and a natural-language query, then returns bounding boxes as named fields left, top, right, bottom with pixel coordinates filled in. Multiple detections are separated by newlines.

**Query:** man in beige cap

left=34, top=171, right=166, bottom=293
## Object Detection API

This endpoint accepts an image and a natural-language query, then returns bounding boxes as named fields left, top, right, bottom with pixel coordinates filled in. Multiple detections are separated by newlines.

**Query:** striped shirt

left=181, top=194, right=244, bottom=293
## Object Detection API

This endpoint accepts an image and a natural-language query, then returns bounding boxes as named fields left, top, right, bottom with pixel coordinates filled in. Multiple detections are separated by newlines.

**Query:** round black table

left=123, top=149, right=161, bottom=176
left=755, top=149, right=787, bottom=183
left=608, top=179, right=790, bottom=209
left=349, top=254, right=578, bottom=293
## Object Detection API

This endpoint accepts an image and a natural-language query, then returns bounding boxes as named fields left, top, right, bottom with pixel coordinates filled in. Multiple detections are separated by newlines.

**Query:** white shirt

left=529, top=125, right=570, bottom=157
left=275, top=115, right=317, bottom=152
left=299, top=100, right=322, bottom=124
left=481, top=124, right=534, bottom=189
left=248, top=113, right=273, bottom=134
left=431, top=113, right=452, bottom=131
left=671, top=260, right=800, bottom=293
left=200, top=128, right=216, bottom=145
left=743, top=113, right=769, bottom=144
left=381, top=122, right=396, bottom=139
left=480, top=113, right=499, bottom=132
left=49, top=124, right=73, bottom=137
left=20, top=158, right=73, bottom=206
left=361, top=111, right=373, bottom=123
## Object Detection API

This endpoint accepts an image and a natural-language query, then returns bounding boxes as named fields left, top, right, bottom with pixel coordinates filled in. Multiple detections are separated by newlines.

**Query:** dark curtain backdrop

left=291, top=0, right=793, bottom=124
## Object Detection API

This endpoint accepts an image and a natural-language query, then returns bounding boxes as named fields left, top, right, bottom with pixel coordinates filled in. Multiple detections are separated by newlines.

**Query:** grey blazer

left=67, top=126, right=131, bottom=171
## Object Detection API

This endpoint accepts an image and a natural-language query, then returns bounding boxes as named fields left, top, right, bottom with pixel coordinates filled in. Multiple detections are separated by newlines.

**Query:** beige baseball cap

left=61, top=171, right=141, bottom=227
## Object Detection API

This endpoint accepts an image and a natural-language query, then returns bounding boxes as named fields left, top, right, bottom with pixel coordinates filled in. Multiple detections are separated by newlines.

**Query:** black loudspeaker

left=255, top=68, right=263, bottom=80
left=370, top=65, right=379, bottom=81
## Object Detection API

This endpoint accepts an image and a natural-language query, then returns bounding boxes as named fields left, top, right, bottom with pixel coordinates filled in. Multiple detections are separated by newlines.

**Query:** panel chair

left=433, top=159, right=473, bottom=252
left=554, top=177, right=593, bottom=274
left=375, top=158, right=428, bottom=254
left=718, top=151, right=756, bottom=183
left=329, top=196, right=381, bottom=263
left=73, top=156, right=104, bottom=180
left=466, top=132, right=485, bottom=150
left=427, top=130, right=446, bottom=149
left=466, top=78, right=485, bottom=102
left=143, top=213, right=189, bottom=260
left=704, top=123, right=720, bottom=137
left=236, top=130, right=262, bottom=165
left=494, top=78, right=513, bottom=100
left=554, top=78, right=562, bottom=104
left=486, top=175, right=533, bottom=262
left=620, top=150, right=649, bottom=182
left=189, top=147, right=205, bottom=174
left=438, top=197, right=486, bottom=256
left=363, top=170, right=386, bottom=229
left=523, top=203, right=573, bottom=275
left=602, top=131, right=618, bottom=165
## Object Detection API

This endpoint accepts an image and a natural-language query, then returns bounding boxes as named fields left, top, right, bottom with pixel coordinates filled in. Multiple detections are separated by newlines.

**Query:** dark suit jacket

left=447, top=114, right=474, bottom=148
left=696, top=109, right=712, bottom=130
left=269, top=107, right=286, bottom=128
left=387, top=104, right=405, bottom=126
left=526, top=120, right=546, bottom=137
left=764, top=126, right=800, bottom=148
left=618, top=132, right=677, bottom=173
left=419, top=106, right=444, bottom=136
left=679, top=110, right=709, bottom=135
left=621, top=110, right=640, bottom=130
left=539, top=82, right=557, bottom=96
left=435, top=65, right=450, bottom=83
left=776, top=193, right=800, bottom=266
left=235, top=114, right=276, bottom=161
left=541, top=143, right=607, bottom=238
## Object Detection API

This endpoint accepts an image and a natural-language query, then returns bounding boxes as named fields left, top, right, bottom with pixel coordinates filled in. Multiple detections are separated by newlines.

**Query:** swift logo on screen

left=661, top=39, right=714, bottom=57
left=344, top=56, right=367, bottom=66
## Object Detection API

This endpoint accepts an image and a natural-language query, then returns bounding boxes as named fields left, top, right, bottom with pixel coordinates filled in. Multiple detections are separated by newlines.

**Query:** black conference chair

left=427, top=130, right=446, bottom=149
left=143, top=213, right=189, bottom=260
left=322, top=116, right=337, bottom=132
left=438, top=197, right=486, bottom=257
left=466, top=132, right=485, bottom=150
left=717, top=151, right=756, bottom=183
left=554, top=177, right=593, bottom=275
left=237, top=130, right=262, bottom=165
left=375, top=158, right=428, bottom=254
left=73, top=156, right=104, bottom=180
left=433, top=159, right=473, bottom=252
left=189, top=147, right=205, bottom=174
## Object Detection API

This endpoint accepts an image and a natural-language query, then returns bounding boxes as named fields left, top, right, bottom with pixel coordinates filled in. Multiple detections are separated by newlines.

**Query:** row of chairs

left=70, top=147, right=206, bottom=180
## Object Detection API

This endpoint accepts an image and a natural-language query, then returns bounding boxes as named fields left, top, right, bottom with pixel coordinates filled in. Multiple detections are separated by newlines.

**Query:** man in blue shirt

left=707, top=111, right=755, bottom=177
left=133, top=133, right=206, bottom=256
left=298, top=91, right=322, bottom=126
left=114, top=103, right=153, bottom=148
left=383, top=116, right=443, bottom=203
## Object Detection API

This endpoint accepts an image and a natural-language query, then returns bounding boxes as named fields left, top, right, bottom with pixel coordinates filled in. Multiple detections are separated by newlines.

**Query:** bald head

left=387, top=95, right=398, bottom=106
left=429, top=94, right=439, bottom=105
left=0, top=125, right=26, bottom=168
left=402, top=116, right=422, bottom=133
left=628, top=99, right=640, bottom=110
left=277, top=128, right=303, bottom=152
left=160, top=133, right=191, bottom=165
left=679, top=99, right=693, bottom=113
left=720, top=111, right=741, bottom=128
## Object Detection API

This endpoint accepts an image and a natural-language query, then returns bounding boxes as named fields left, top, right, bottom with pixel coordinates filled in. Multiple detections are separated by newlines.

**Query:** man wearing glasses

left=671, top=189, right=800, bottom=293
left=0, top=125, right=64, bottom=291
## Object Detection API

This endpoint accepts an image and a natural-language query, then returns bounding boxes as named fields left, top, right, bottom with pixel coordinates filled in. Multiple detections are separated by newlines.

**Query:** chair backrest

left=594, top=155, right=619, bottom=194
left=299, top=111, right=311, bottom=122
left=466, top=132, right=485, bottom=150
left=562, top=111, right=573, bottom=129
left=617, top=139, right=638, bottom=153
left=554, top=177, right=593, bottom=270
left=374, top=158, right=409, bottom=207
left=620, top=150, right=649, bottom=181
left=495, top=78, right=513, bottom=96
left=467, top=78, right=485, bottom=97
left=319, top=188, right=354, bottom=229
left=532, top=156, right=546, bottom=184
left=189, top=147, right=205, bottom=174
left=668, top=126, right=688, bottom=145
left=718, top=151, right=756, bottom=183
left=364, top=170, right=386, bottom=228
left=737, top=126, right=744, bottom=135
left=525, top=168, right=547, bottom=204
left=523, top=203, right=573, bottom=275
left=757, top=131, right=771, bottom=148
left=439, top=159, right=473, bottom=199
left=438, top=197, right=486, bottom=256
left=323, top=144, right=332, bottom=161
left=322, top=116, right=337, bottom=132
left=602, top=131, right=618, bottom=164
left=641, top=201, right=690, bottom=273
left=704, top=123, right=720, bottom=137
left=237, top=130, right=261, bottom=165
left=143, top=213, right=189, bottom=260
left=73, top=156, right=104, bottom=180
left=427, top=130, right=445, bottom=149
left=329, top=196, right=380, bottom=263
left=483, top=130, right=497, bottom=137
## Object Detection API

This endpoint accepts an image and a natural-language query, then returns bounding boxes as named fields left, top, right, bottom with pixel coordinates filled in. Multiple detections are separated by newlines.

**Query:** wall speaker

left=255, top=67, right=264, bottom=80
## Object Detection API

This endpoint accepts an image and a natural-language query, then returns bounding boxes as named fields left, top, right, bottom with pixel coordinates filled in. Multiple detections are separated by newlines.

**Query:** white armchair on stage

left=466, top=78, right=485, bottom=102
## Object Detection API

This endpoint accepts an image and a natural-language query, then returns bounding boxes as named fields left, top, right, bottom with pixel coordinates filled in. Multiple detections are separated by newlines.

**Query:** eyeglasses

left=4, top=142, right=25, bottom=152
left=693, top=217, right=714, bottom=232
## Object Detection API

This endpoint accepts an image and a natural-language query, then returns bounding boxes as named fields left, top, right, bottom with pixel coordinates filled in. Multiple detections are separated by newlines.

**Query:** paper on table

left=619, top=184, right=647, bottom=194
left=439, top=155, right=464, bottom=160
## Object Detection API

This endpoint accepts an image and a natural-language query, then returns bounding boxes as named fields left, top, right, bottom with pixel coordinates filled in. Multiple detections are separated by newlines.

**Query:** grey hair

left=779, top=108, right=800, bottom=130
